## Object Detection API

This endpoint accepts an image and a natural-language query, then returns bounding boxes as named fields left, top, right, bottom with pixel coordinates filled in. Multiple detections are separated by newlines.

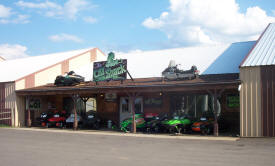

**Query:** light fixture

left=159, top=92, right=162, bottom=96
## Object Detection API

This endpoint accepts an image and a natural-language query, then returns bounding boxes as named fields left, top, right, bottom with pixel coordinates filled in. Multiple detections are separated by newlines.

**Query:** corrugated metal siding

left=242, top=23, right=275, bottom=67
left=240, top=67, right=262, bottom=137
left=261, top=65, right=275, bottom=137
left=0, top=83, right=12, bottom=126
left=5, top=82, right=16, bottom=126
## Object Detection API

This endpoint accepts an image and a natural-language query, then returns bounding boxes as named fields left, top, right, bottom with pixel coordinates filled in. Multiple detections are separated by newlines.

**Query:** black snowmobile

left=54, top=71, right=85, bottom=86
left=82, top=111, right=101, bottom=129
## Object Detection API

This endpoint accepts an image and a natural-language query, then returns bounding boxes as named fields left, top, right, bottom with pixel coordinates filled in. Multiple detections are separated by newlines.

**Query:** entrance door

left=119, top=97, right=143, bottom=123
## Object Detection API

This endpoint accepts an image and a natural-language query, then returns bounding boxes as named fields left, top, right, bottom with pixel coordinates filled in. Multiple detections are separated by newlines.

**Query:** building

left=3, top=23, right=275, bottom=137
left=0, top=48, right=105, bottom=127
left=240, top=23, right=275, bottom=137
left=15, top=42, right=255, bottom=136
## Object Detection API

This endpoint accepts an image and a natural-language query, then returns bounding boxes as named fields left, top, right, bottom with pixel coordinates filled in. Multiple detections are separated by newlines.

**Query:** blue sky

left=0, top=0, right=275, bottom=59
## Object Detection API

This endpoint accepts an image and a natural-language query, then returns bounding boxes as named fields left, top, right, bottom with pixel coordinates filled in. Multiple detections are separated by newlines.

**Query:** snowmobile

left=37, top=112, right=52, bottom=127
left=65, top=113, right=83, bottom=128
left=192, top=117, right=214, bottom=135
left=54, top=71, right=85, bottom=86
left=144, top=113, right=167, bottom=133
left=161, top=115, right=192, bottom=134
left=82, top=111, right=101, bottom=129
left=162, top=60, right=199, bottom=80
left=47, top=112, right=66, bottom=128
left=120, top=114, right=146, bottom=132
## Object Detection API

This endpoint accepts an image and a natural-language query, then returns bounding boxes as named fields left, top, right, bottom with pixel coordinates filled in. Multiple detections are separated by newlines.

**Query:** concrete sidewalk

left=8, top=127, right=239, bottom=141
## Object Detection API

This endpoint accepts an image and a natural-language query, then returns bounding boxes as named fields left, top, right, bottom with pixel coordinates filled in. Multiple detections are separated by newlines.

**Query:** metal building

left=240, top=23, right=275, bottom=137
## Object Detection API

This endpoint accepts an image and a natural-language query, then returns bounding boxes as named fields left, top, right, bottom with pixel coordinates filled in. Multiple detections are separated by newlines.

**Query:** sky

left=0, top=0, right=275, bottom=60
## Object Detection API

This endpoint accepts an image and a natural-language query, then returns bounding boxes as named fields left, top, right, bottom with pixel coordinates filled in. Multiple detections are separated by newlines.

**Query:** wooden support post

left=26, top=96, right=31, bottom=127
left=131, top=96, right=136, bottom=133
left=72, top=94, right=79, bottom=130
left=80, top=97, right=90, bottom=117
left=27, top=109, right=31, bottom=127
left=207, top=88, right=224, bottom=137
left=213, top=89, right=219, bottom=136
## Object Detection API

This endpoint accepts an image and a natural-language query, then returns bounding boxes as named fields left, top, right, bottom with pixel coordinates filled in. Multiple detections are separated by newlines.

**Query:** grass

left=0, top=124, right=11, bottom=128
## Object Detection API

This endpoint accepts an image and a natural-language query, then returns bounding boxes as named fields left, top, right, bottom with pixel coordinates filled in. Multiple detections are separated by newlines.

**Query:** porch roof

left=16, top=74, right=240, bottom=96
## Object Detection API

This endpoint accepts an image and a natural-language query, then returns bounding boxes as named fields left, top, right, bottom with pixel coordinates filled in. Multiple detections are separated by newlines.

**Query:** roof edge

left=239, top=23, right=271, bottom=67
left=15, top=48, right=97, bottom=82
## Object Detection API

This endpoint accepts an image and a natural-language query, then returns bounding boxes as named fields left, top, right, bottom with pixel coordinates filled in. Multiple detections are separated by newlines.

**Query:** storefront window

left=121, top=98, right=130, bottom=113
left=134, top=98, right=143, bottom=114
left=170, top=94, right=220, bottom=119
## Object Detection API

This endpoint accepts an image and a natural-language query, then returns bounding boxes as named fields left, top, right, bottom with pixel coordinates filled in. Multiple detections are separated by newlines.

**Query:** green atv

left=120, top=114, right=146, bottom=132
left=161, top=116, right=192, bottom=134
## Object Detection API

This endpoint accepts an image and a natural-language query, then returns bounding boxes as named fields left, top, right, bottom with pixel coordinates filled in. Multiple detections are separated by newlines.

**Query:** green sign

left=29, top=99, right=41, bottom=110
left=93, top=52, right=127, bottom=82
left=226, top=94, right=240, bottom=108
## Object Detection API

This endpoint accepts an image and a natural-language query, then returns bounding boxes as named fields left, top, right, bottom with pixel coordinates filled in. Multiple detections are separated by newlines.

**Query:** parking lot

left=0, top=128, right=274, bottom=166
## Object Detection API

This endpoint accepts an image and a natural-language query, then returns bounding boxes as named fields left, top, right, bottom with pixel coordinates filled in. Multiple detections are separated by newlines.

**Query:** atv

left=120, top=114, right=146, bottom=132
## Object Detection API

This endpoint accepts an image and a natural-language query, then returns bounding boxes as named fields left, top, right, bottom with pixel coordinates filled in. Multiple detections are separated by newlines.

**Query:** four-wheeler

left=192, top=117, right=214, bottom=135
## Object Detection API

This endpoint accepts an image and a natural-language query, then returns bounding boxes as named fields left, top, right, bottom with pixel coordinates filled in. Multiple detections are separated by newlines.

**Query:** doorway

left=119, top=97, right=143, bottom=123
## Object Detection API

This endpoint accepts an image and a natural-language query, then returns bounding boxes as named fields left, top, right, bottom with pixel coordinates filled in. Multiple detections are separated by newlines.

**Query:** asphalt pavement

left=0, top=128, right=274, bottom=166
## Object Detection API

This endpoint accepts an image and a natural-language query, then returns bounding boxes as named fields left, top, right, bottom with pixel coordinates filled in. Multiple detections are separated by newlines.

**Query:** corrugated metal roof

left=116, top=42, right=254, bottom=78
left=241, top=23, right=275, bottom=67
left=0, top=48, right=94, bottom=82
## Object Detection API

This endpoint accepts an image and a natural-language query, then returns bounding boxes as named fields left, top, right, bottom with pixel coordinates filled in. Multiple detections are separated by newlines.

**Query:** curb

left=5, top=127, right=239, bottom=141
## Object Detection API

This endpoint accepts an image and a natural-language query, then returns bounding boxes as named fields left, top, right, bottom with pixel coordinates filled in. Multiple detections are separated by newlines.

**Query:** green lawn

left=0, top=124, right=11, bottom=128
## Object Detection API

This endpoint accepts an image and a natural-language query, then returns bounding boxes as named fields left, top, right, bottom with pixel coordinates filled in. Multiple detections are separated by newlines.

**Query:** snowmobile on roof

left=162, top=60, right=199, bottom=80
left=54, top=71, right=85, bottom=86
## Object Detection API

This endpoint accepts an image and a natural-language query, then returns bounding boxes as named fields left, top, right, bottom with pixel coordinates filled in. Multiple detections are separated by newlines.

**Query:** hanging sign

left=226, top=94, right=240, bottom=108
left=27, top=98, right=41, bottom=110
left=93, top=52, right=127, bottom=82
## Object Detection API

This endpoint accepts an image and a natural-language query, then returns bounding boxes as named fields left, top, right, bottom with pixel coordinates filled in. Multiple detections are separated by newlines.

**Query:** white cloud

left=16, top=1, right=62, bottom=9
left=16, top=0, right=93, bottom=20
left=0, top=44, right=29, bottom=60
left=0, top=14, right=30, bottom=24
left=142, top=0, right=275, bottom=46
left=83, top=16, right=97, bottom=23
left=49, top=33, right=83, bottom=43
left=0, top=4, right=11, bottom=18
